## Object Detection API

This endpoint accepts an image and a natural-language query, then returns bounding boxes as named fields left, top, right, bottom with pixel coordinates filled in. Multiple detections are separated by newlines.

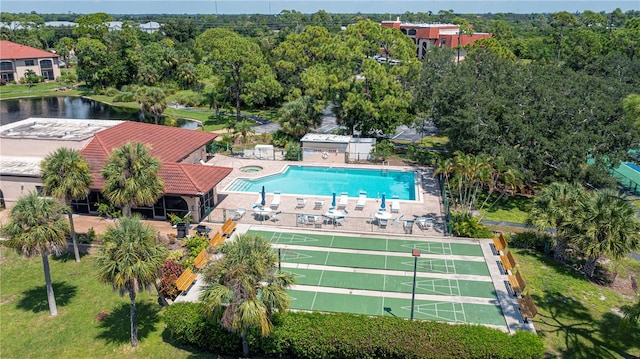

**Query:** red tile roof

left=0, top=40, right=59, bottom=60
left=80, top=122, right=233, bottom=196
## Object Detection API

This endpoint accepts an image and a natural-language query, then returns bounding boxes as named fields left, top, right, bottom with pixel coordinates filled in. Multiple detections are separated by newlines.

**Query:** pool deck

left=204, top=155, right=445, bottom=236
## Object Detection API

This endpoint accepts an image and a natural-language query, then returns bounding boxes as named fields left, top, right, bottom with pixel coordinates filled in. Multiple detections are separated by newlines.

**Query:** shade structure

left=331, top=192, right=336, bottom=207
left=260, top=186, right=266, bottom=207
left=380, top=193, right=386, bottom=210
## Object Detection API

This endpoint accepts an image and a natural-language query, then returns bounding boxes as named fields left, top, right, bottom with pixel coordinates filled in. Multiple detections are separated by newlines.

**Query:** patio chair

left=390, top=195, right=400, bottom=213
left=338, top=192, right=349, bottom=209
left=271, top=211, right=282, bottom=223
left=296, top=197, right=307, bottom=209
left=270, top=191, right=281, bottom=209
left=379, top=219, right=388, bottom=229
left=314, top=199, right=325, bottom=210
left=355, top=191, right=367, bottom=210
left=415, top=216, right=434, bottom=230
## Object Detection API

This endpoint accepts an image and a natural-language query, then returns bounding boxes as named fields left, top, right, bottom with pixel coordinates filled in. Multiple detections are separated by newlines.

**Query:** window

left=40, top=59, right=53, bottom=68
left=24, top=59, right=35, bottom=66
left=0, top=62, right=13, bottom=71
left=440, top=38, right=447, bottom=47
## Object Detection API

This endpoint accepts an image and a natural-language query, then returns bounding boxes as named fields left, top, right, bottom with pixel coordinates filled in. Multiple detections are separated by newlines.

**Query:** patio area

left=200, top=155, right=446, bottom=237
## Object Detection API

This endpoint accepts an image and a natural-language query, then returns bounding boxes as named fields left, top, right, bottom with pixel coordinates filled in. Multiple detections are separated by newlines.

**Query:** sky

left=1, top=0, right=638, bottom=15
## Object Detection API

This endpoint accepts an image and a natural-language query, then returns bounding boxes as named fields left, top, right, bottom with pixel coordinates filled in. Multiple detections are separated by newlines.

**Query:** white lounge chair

left=338, top=192, right=349, bottom=209
left=391, top=195, right=400, bottom=213
left=270, top=191, right=281, bottom=209
left=271, top=211, right=282, bottom=222
left=355, top=191, right=367, bottom=210
left=255, top=193, right=264, bottom=206
left=231, top=208, right=246, bottom=220
left=296, top=197, right=307, bottom=209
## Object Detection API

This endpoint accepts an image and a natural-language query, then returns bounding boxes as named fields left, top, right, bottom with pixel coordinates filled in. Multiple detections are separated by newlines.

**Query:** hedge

left=164, top=303, right=545, bottom=358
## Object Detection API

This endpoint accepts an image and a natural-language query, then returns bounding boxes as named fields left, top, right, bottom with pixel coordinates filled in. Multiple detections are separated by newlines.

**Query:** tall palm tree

left=200, top=233, right=295, bottom=356
left=233, top=119, right=256, bottom=150
left=101, top=142, right=164, bottom=217
left=569, top=190, right=640, bottom=278
left=40, top=147, right=92, bottom=263
left=135, top=86, right=167, bottom=125
left=526, top=182, right=586, bottom=262
left=1, top=192, right=69, bottom=316
left=94, top=216, right=167, bottom=347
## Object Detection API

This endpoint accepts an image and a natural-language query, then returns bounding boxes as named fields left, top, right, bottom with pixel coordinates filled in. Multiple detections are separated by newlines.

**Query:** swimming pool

left=226, top=166, right=417, bottom=200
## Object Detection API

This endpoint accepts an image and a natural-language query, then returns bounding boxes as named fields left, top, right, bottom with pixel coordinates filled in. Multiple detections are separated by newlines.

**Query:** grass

left=477, top=193, right=531, bottom=223
left=512, top=248, right=640, bottom=358
left=0, top=247, right=217, bottom=359
left=416, top=135, right=448, bottom=148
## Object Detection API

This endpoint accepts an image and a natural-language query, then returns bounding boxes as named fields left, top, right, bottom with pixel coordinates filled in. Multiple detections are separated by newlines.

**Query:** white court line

left=461, top=302, right=467, bottom=322
left=310, top=291, right=319, bottom=310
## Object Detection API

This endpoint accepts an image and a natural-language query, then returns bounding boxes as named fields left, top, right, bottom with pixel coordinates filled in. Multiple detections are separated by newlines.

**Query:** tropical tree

left=101, top=142, right=164, bottom=217
left=232, top=119, right=256, bottom=149
left=551, top=11, right=578, bottom=65
left=278, top=95, right=322, bottom=137
left=135, top=86, right=167, bottom=125
left=95, top=215, right=167, bottom=347
left=40, top=147, right=92, bottom=263
left=200, top=233, right=295, bottom=356
left=1, top=192, right=69, bottom=316
left=526, top=182, right=586, bottom=262
left=569, top=190, right=640, bottom=278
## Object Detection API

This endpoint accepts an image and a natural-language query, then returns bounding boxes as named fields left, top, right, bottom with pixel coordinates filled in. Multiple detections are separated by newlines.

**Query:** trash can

left=404, top=220, right=414, bottom=234
left=176, top=223, right=188, bottom=239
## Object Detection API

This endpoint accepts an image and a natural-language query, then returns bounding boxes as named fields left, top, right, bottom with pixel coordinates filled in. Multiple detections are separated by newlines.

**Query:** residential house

left=381, top=19, right=492, bottom=60
left=0, top=40, right=62, bottom=82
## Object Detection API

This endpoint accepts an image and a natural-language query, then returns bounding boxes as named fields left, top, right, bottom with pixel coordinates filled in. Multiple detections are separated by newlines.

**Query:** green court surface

left=278, top=248, right=489, bottom=276
left=249, top=230, right=483, bottom=256
left=246, top=229, right=505, bottom=327
left=288, top=290, right=505, bottom=326
left=286, top=267, right=496, bottom=298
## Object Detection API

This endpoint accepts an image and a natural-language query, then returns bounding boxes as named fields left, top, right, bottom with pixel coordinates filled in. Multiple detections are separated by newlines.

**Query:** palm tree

left=1, top=192, right=69, bottom=316
left=40, top=148, right=92, bottom=263
left=135, top=86, right=167, bottom=125
left=94, top=216, right=167, bottom=347
left=569, top=190, right=640, bottom=278
left=101, top=142, right=164, bottom=217
left=526, top=182, right=585, bottom=262
left=200, top=233, right=295, bottom=356
left=233, top=119, right=256, bottom=150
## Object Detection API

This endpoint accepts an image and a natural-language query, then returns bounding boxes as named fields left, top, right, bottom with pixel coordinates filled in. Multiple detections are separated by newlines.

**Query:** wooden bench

left=517, top=292, right=538, bottom=323
left=221, top=218, right=237, bottom=237
left=193, top=248, right=210, bottom=270
left=492, top=233, right=507, bottom=254
left=500, top=250, right=516, bottom=273
left=508, top=270, right=526, bottom=296
left=209, top=231, right=226, bottom=248
left=175, top=268, right=198, bottom=292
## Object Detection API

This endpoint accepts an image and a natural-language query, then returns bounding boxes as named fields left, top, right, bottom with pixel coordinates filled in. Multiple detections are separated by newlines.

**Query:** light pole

left=410, top=249, right=421, bottom=320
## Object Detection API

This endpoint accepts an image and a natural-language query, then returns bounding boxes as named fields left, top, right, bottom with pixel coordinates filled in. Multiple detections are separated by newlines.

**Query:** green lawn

left=0, top=247, right=217, bottom=359
left=512, top=248, right=640, bottom=358
left=478, top=194, right=531, bottom=223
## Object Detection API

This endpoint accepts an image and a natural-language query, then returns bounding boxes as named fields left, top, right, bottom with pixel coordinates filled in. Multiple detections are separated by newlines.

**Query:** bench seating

left=517, top=292, right=538, bottom=323
left=176, top=268, right=198, bottom=292
left=492, top=233, right=507, bottom=254
left=208, top=231, right=224, bottom=248
left=193, top=248, right=210, bottom=270
left=221, top=218, right=237, bottom=237
left=508, top=270, right=526, bottom=296
left=500, top=250, right=516, bottom=273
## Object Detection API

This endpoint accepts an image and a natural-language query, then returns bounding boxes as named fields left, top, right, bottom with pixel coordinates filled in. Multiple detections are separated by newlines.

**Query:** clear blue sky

left=1, top=0, right=638, bottom=15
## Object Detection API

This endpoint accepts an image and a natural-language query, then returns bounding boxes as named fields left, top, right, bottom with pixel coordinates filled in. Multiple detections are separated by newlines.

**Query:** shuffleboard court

left=278, top=248, right=490, bottom=276
left=286, top=267, right=497, bottom=298
left=249, top=229, right=483, bottom=256
left=244, top=229, right=506, bottom=328
left=288, top=290, right=505, bottom=326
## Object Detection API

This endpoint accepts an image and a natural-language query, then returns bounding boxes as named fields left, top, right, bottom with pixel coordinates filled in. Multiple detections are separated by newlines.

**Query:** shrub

left=509, top=231, right=554, bottom=252
left=182, top=234, right=208, bottom=269
left=163, top=302, right=241, bottom=354
left=96, top=199, right=120, bottom=219
left=451, top=212, right=493, bottom=238
left=159, top=259, right=184, bottom=300
left=164, top=304, right=545, bottom=358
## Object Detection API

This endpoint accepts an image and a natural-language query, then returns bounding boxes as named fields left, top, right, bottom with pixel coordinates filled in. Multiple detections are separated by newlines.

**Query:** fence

left=201, top=207, right=444, bottom=236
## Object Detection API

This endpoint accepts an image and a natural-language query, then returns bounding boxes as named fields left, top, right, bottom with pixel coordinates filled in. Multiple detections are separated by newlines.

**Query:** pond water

left=0, top=96, right=198, bottom=129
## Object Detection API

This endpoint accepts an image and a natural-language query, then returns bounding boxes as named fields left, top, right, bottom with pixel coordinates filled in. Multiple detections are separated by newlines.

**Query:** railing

left=202, top=207, right=445, bottom=236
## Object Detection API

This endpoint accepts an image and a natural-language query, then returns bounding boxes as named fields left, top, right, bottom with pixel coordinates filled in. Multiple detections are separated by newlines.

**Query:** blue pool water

left=226, top=166, right=416, bottom=200
left=624, top=162, right=640, bottom=172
